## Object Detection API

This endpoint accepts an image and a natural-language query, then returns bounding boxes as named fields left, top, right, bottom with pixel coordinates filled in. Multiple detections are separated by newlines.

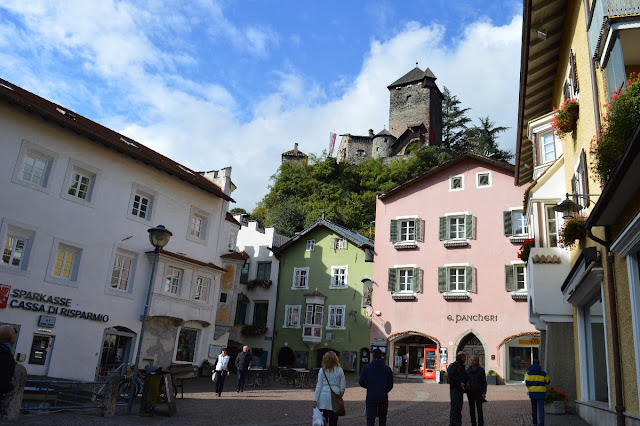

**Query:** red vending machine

left=423, top=347, right=438, bottom=380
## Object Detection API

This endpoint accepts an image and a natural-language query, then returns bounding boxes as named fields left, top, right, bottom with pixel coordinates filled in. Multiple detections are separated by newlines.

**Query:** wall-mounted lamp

left=552, top=193, right=600, bottom=219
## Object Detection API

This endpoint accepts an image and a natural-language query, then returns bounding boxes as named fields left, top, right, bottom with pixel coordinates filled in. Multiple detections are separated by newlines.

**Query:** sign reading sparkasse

left=0, top=285, right=110, bottom=323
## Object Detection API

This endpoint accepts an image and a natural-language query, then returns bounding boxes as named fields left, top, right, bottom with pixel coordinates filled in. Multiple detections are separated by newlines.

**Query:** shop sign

left=0, top=285, right=109, bottom=323
left=38, top=315, right=56, bottom=328
left=447, top=314, right=498, bottom=323
left=518, top=337, right=540, bottom=345
left=373, top=338, right=386, bottom=345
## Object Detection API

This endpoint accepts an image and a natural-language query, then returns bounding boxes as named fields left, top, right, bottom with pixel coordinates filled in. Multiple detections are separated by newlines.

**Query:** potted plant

left=545, top=387, right=568, bottom=414
left=439, top=370, right=447, bottom=384
left=486, top=370, right=498, bottom=385
left=199, top=359, right=213, bottom=377
left=559, top=214, right=587, bottom=250
left=518, top=238, right=535, bottom=262
left=246, top=278, right=272, bottom=290
left=241, top=324, right=268, bottom=337
left=590, top=72, right=640, bottom=182
left=552, top=98, right=579, bottom=137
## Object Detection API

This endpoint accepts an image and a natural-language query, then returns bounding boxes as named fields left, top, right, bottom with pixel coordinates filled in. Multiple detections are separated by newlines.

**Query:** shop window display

left=175, top=328, right=198, bottom=363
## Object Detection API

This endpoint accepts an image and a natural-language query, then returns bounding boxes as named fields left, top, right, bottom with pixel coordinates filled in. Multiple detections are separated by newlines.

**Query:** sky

left=0, top=0, right=524, bottom=210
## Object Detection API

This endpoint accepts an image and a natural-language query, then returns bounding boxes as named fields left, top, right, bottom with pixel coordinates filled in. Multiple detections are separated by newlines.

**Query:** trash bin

left=140, top=365, right=163, bottom=416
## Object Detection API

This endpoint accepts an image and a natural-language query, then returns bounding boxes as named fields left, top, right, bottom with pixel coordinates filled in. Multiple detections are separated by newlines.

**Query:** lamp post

left=127, top=225, right=172, bottom=414
left=552, top=193, right=600, bottom=219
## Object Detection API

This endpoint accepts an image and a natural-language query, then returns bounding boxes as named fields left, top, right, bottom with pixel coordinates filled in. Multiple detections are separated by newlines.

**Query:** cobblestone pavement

left=13, top=377, right=591, bottom=425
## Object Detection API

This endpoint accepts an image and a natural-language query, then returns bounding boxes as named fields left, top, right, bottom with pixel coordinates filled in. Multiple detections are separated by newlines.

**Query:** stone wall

left=389, top=83, right=432, bottom=137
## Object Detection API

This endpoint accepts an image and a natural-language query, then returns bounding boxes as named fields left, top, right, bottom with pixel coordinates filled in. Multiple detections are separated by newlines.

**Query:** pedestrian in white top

left=214, top=348, right=230, bottom=397
left=313, top=351, right=346, bottom=426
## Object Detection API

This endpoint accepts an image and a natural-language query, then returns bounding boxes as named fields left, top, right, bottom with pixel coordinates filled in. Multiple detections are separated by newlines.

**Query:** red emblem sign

left=0, top=284, right=10, bottom=309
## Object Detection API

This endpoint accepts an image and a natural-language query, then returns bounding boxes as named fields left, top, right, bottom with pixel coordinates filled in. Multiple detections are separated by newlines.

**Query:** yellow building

left=515, top=1, right=640, bottom=425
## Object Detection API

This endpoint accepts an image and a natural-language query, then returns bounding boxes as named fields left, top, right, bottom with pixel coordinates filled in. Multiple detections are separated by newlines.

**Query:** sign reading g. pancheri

left=447, top=314, right=498, bottom=323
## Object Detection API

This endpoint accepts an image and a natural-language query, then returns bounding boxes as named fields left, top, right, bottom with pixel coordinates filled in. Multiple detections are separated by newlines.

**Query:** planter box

left=545, top=401, right=566, bottom=414
left=486, top=375, right=497, bottom=385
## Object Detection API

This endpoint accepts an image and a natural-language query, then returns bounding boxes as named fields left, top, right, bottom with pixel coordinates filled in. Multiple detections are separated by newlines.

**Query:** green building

left=272, top=218, right=374, bottom=375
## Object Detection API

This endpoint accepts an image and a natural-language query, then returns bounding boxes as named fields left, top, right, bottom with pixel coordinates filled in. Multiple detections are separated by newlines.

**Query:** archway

left=277, top=347, right=295, bottom=367
left=457, top=332, right=486, bottom=368
left=389, top=333, right=438, bottom=379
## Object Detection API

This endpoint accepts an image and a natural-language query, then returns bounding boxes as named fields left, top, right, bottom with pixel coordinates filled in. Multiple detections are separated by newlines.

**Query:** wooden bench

left=168, top=364, right=197, bottom=398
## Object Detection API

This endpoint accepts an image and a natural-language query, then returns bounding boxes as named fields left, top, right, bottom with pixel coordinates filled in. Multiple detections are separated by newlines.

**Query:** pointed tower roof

left=387, top=66, right=437, bottom=89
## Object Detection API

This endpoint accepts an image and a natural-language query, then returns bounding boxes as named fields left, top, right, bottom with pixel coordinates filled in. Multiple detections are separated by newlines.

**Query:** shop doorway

left=277, top=347, right=295, bottom=367
left=96, top=327, right=135, bottom=380
left=457, top=333, right=485, bottom=368
left=508, top=345, right=539, bottom=381
left=392, top=335, right=437, bottom=379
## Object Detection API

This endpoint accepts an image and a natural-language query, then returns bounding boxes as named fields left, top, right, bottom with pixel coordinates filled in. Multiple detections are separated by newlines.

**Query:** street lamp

left=127, top=225, right=172, bottom=414
left=552, top=193, right=600, bottom=219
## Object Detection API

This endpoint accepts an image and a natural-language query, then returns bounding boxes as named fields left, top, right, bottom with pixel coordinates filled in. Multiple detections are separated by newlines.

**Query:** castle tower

left=387, top=66, right=442, bottom=146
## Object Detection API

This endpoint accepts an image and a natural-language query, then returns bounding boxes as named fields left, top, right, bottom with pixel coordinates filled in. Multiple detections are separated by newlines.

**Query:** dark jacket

left=359, top=359, right=394, bottom=403
left=447, top=360, right=468, bottom=390
left=466, top=365, right=487, bottom=394
left=524, top=363, right=550, bottom=400
left=235, top=351, right=252, bottom=371
left=0, top=343, right=16, bottom=395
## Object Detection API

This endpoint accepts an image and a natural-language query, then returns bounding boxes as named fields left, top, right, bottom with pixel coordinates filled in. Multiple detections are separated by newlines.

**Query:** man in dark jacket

left=0, top=325, right=17, bottom=408
left=359, top=349, right=394, bottom=426
left=465, top=355, right=487, bottom=426
left=235, top=346, right=252, bottom=392
left=525, top=359, right=550, bottom=426
left=447, top=351, right=468, bottom=426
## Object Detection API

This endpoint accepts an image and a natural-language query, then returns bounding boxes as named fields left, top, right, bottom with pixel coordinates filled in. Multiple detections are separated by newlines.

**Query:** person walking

left=214, top=348, right=230, bottom=397
left=0, top=325, right=17, bottom=408
left=313, top=351, right=346, bottom=426
left=525, top=359, right=550, bottom=426
left=235, top=346, right=252, bottom=392
left=359, top=348, right=393, bottom=426
left=465, top=355, right=487, bottom=426
left=447, top=351, right=468, bottom=426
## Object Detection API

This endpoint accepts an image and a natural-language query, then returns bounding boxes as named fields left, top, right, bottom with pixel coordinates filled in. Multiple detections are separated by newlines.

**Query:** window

left=545, top=205, right=559, bottom=247
left=175, top=328, right=198, bottom=363
left=194, top=276, right=211, bottom=302
left=581, top=295, right=608, bottom=402
left=387, top=267, right=421, bottom=293
left=528, top=114, right=562, bottom=173
left=332, top=238, right=347, bottom=250
left=306, top=239, right=315, bottom=251
left=505, top=264, right=527, bottom=292
left=2, top=235, right=26, bottom=269
left=356, top=150, right=366, bottom=157
left=439, top=214, right=474, bottom=242
left=191, top=216, right=204, bottom=238
left=390, top=217, right=422, bottom=245
left=53, top=247, right=75, bottom=279
left=450, top=175, right=464, bottom=191
left=240, top=262, right=250, bottom=283
left=253, top=302, right=268, bottom=327
left=228, top=229, right=238, bottom=251
left=284, top=305, right=301, bottom=327
left=563, top=49, right=579, bottom=100
left=330, top=266, right=348, bottom=288
left=476, top=172, right=491, bottom=188
left=292, top=267, right=309, bottom=289
left=187, top=207, right=210, bottom=244
left=61, top=159, right=99, bottom=206
left=131, top=193, right=150, bottom=219
left=406, top=95, right=412, bottom=101
left=572, top=149, right=590, bottom=209
left=541, top=132, right=556, bottom=163
left=257, top=262, right=271, bottom=281
left=503, top=210, right=529, bottom=237
left=0, top=221, right=35, bottom=275
left=327, top=305, right=346, bottom=329
left=164, top=266, right=183, bottom=295
left=235, top=300, right=248, bottom=324
left=438, top=266, right=474, bottom=293
left=12, top=140, right=57, bottom=193
left=219, top=293, right=227, bottom=303
left=305, top=304, right=324, bottom=325
left=68, top=171, right=91, bottom=199
left=45, top=239, right=83, bottom=285
left=110, top=253, right=134, bottom=292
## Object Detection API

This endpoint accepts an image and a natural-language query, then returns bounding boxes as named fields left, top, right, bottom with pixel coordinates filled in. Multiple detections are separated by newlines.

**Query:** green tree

left=465, top=116, right=513, bottom=161
left=442, top=86, right=472, bottom=151
left=230, top=207, right=248, bottom=215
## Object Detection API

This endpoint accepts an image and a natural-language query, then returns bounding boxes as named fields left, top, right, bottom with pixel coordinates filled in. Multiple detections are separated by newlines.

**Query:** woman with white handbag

left=213, top=348, right=230, bottom=397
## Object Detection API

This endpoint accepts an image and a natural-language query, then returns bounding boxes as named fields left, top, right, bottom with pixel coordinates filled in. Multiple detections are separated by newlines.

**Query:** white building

left=0, top=77, right=240, bottom=380
left=231, top=215, right=287, bottom=366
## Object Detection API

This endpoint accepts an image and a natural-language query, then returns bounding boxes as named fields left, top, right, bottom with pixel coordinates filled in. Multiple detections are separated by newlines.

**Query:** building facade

left=271, top=219, right=374, bottom=374
left=0, top=77, right=237, bottom=381
left=372, top=153, right=538, bottom=382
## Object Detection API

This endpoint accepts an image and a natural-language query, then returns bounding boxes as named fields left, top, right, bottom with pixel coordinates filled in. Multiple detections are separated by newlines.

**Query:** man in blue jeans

left=359, top=349, right=394, bottom=426
left=235, top=346, right=252, bottom=392
left=447, top=351, right=468, bottom=426
left=525, top=359, right=550, bottom=426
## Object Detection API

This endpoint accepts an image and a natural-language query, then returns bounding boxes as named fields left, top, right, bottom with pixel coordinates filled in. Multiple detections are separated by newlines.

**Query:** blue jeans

left=449, top=388, right=464, bottom=426
left=366, top=400, right=389, bottom=426
left=531, top=399, right=545, bottom=426
left=237, top=369, right=247, bottom=391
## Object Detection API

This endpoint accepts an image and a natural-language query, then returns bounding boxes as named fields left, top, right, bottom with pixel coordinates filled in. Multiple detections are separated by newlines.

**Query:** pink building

left=372, top=153, right=539, bottom=382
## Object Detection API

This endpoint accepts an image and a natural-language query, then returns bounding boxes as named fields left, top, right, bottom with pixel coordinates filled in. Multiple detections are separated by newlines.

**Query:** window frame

left=388, top=265, right=421, bottom=295
left=329, top=265, right=348, bottom=289
left=504, top=208, right=529, bottom=241
left=476, top=171, right=492, bottom=188
left=306, top=239, right=315, bottom=251
left=292, top=267, right=310, bottom=290
left=164, top=265, right=184, bottom=295
left=173, top=326, right=199, bottom=364
left=61, top=158, right=100, bottom=207
left=327, top=305, right=346, bottom=330
left=12, top=140, right=58, bottom=194
left=45, top=238, right=84, bottom=287
left=193, top=275, right=212, bottom=303
left=228, top=229, right=238, bottom=251
left=0, top=219, right=36, bottom=277
left=545, top=205, right=559, bottom=248
left=240, top=262, right=250, bottom=283
left=332, top=238, right=348, bottom=250
left=449, top=174, right=464, bottom=191
left=186, top=206, right=211, bottom=245
left=127, top=183, right=156, bottom=224
left=105, top=244, right=138, bottom=297
left=252, top=301, right=269, bottom=327
left=283, top=304, right=302, bottom=328
left=305, top=304, right=324, bottom=325
left=439, top=213, right=475, bottom=244
left=256, top=262, right=271, bottom=281
left=390, top=216, right=423, bottom=247
left=438, top=264, right=474, bottom=294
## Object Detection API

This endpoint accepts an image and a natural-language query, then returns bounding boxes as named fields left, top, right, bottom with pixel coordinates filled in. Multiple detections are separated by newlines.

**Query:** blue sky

left=0, top=0, right=523, bottom=210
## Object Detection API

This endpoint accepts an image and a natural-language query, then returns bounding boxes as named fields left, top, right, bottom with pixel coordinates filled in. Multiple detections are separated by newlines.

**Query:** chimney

left=369, top=129, right=374, bottom=138
left=294, top=143, right=299, bottom=154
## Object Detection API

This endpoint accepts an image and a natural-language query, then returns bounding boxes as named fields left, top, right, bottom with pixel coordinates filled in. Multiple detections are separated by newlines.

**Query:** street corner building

left=0, top=77, right=243, bottom=381
left=371, top=152, right=539, bottom=382
left=270, top=218, right=374, bottom=374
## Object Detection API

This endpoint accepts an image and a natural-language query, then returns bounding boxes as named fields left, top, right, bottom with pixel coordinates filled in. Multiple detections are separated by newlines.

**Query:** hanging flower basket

left=552, top=98, right=579, bottom=137
left=518, top=238, right=535, bottom=262
left=559, top=214, right=587, bottom=250
left=241, top=325, right=268, bottom=336
left=246, top=278, right=272, bottom=290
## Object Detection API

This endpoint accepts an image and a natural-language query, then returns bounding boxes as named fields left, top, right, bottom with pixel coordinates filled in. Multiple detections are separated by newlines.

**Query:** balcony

left=302, top=325, right=322, bottom=344
left=527, top=247, right=573, bottom=327
left=588, top=0, right=640, bottom=62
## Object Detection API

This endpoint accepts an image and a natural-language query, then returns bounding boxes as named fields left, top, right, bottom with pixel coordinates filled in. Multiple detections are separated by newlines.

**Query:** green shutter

left=505, top=265, right=516, bottom=291
left=465, top=215, right=474, bottom=239
left=388, top=268, right=397, bottom=292
left=413, top=267, right=421, bottom=292
left=439, top=217, right=447, bottom=240
left=438, top=267, right=447, bottom=292
left=503, top=211, right=513, bottom=236
left=465, top=266, right=474, bottom=292
left=415, top=219, right=423, bottom=242
left=390, top=220, right=398, bottom=242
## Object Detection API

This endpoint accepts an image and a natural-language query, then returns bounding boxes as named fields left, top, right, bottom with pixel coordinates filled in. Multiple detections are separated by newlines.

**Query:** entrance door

left=508, top=346, right=539, bottom=381
left=458, top=334, right=485, bottom=368
left=96, top=329, right=135, bottom=379
left=394, top=345, right=428, bottom=377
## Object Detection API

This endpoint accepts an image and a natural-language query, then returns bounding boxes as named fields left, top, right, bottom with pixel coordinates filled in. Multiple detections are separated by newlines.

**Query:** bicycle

left=118, top=368, right=178, bottom=403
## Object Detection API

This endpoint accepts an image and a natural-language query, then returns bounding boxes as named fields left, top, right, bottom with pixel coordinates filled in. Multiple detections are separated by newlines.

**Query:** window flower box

left=552, top=98, right=579, bottom=137
left=241, top=325, right=268, bottom=336
left=518, top=238, right=535, bottom=262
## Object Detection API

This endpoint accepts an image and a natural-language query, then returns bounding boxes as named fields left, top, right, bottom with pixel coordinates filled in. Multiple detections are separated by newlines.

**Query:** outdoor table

left=292, top=369, right=310, bottom=387
left=250, top=368, right=269, bottom=387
